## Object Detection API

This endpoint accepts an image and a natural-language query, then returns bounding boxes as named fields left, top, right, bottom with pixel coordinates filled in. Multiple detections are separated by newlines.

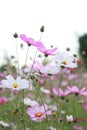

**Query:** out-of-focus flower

left=53, top=87, right=70, bottom=97
left=40, top=64, right=60, bottom=75
left=36, top=41, right=58, bottom=56
left=27, top=103, right=52, bottom=122
left=0, top=96, right=8, bottom=105
left=67, top=86, right=87, bottom=96
left=24, top=98, right=39, bottom=106
left=73, top=125, right=83, bottom=130
left=40, top=87, right=51, bottom=94
left=55, top=51, right=78, bottom=69
left=82, top=104, right=87, bottom=111
left=47, top=126, right=56, bottom=130
left=66, top=115, right=73, bottom=123
left=0, top=121, right=10, bottom=127
left=1, top=75, right=29, bottom=90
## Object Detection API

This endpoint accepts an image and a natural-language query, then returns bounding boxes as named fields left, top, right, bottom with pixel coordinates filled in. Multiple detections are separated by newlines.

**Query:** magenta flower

left=27, top=103, right=52, bottom=122
left=0, top=96, right=8, bottom=105
left=67, top=86, right=87, bottom=96
left=36, top=41, right=58, bottom=56
left=53, top=87, right=70, bottom=97
left=20, top=34, right=36, bottom=46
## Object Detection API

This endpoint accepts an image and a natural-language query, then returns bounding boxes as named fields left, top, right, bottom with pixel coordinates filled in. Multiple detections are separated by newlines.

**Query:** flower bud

left=40, top=26, right=44, bottom=32
left=13, top=33, right=18, bottom=38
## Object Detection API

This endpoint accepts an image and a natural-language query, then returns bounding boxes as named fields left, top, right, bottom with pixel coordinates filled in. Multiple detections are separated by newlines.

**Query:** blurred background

left=0, top=0, right=87, bottom=67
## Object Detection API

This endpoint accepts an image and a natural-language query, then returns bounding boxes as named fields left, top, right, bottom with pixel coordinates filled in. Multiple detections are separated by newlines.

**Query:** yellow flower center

left=36, top=112, right=42, bottom=117
left=13, top=83, right=18, bottom=88
left=48, top=70, right=51, bottom=73
left=52, top=111, right=56, bottom=115
left=62, top=60, right=67, bottom=65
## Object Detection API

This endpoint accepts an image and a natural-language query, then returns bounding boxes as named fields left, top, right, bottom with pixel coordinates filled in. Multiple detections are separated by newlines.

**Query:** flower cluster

left=0, top=30, right=86, bottom=130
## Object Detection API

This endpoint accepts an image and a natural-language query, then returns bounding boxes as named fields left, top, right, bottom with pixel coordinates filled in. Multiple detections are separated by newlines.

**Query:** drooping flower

left=1, top=75, right=29, bottom=90
left=27, top=103, right=52, bottom=121
left=36, top=41, right=58, bottom=56
left=55, top=51, right=78, bottom=69
left=0, top=96, right=8, bottom=105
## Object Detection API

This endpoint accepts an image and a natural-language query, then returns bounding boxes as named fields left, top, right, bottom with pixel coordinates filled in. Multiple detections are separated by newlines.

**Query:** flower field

left=0, top=28, right=87, bottom=130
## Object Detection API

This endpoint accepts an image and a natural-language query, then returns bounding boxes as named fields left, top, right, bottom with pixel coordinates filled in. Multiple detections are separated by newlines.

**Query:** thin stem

left=56, top=69, right=63, bottom=130
left=26, top=32, right=43, bottom=78
left=24, top=45, right=30, bottom=68
left=15, top=38, right=20, bottom=75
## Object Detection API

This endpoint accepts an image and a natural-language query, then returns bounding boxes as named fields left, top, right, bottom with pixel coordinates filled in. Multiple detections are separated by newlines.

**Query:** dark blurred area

left=79, top=34, right=87, bottom=68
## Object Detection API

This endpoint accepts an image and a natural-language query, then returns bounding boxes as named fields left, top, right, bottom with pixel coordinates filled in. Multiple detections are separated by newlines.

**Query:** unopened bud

left=13, top=33, right=18, bottom=38
left=40, top=26, right=44, bottom=32
left=66, top=47, right=70, bottom=51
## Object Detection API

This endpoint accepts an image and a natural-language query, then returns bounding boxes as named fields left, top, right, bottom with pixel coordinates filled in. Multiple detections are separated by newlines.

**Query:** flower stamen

left=13, top=83, right=18, bottom=88
left=36, top=112, right=42, bottom=117
left=62, top=60, right=67, bottom=65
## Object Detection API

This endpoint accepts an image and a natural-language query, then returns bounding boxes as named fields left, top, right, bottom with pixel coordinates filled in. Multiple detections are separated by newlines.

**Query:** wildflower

left=40, top=64, right=60, bottom=75
left=36, top=41, right=58, bottom=56
left=40, top=87, right=50, bottom=94
left=0, top=96, right=8, bottom=105
left=53, top=87, right=70, bottom=97
left=67, top=86, right=87, bottom=96
left=55, top=51, right=78, bottom=69
left=20, top=34, right=36, bottom=46
left=27, top=103, right=52, bottom=122
left=66, top=115, right=73, bottom=123
left=1, top=75, right=29, bottom=90
left=73, top=125, right=83, bottom=130
left=0, top=121, right=10, bottom=128
left=24, top=98, right=39, bottom=106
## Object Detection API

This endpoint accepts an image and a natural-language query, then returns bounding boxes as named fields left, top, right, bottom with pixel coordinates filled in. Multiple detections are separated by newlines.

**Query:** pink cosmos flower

left=53, top=87, right=70, bottom=97
left=67, top=86, right=87, bottom=96
left=73, top=125, right=83, bottom=130
left=20, top=34, right=37, bottom=46
left=27, top=103, right=52, bottom=122
left=0, top=96, right=8, bottom=105
left=36, top=41, right=58, bottom=56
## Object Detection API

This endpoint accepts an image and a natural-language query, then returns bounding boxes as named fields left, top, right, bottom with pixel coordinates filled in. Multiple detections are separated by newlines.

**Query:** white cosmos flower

left=0, top=121, right=10, bottom=127
left=40, top=64, right=60, bottom=75
left=55, top=51, right=78, bottom=69
left=1, top=75, right=29, bottom=90
left=40, top=87, right=50, bottom=94
left=24, top=98, right=39, bottom=106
